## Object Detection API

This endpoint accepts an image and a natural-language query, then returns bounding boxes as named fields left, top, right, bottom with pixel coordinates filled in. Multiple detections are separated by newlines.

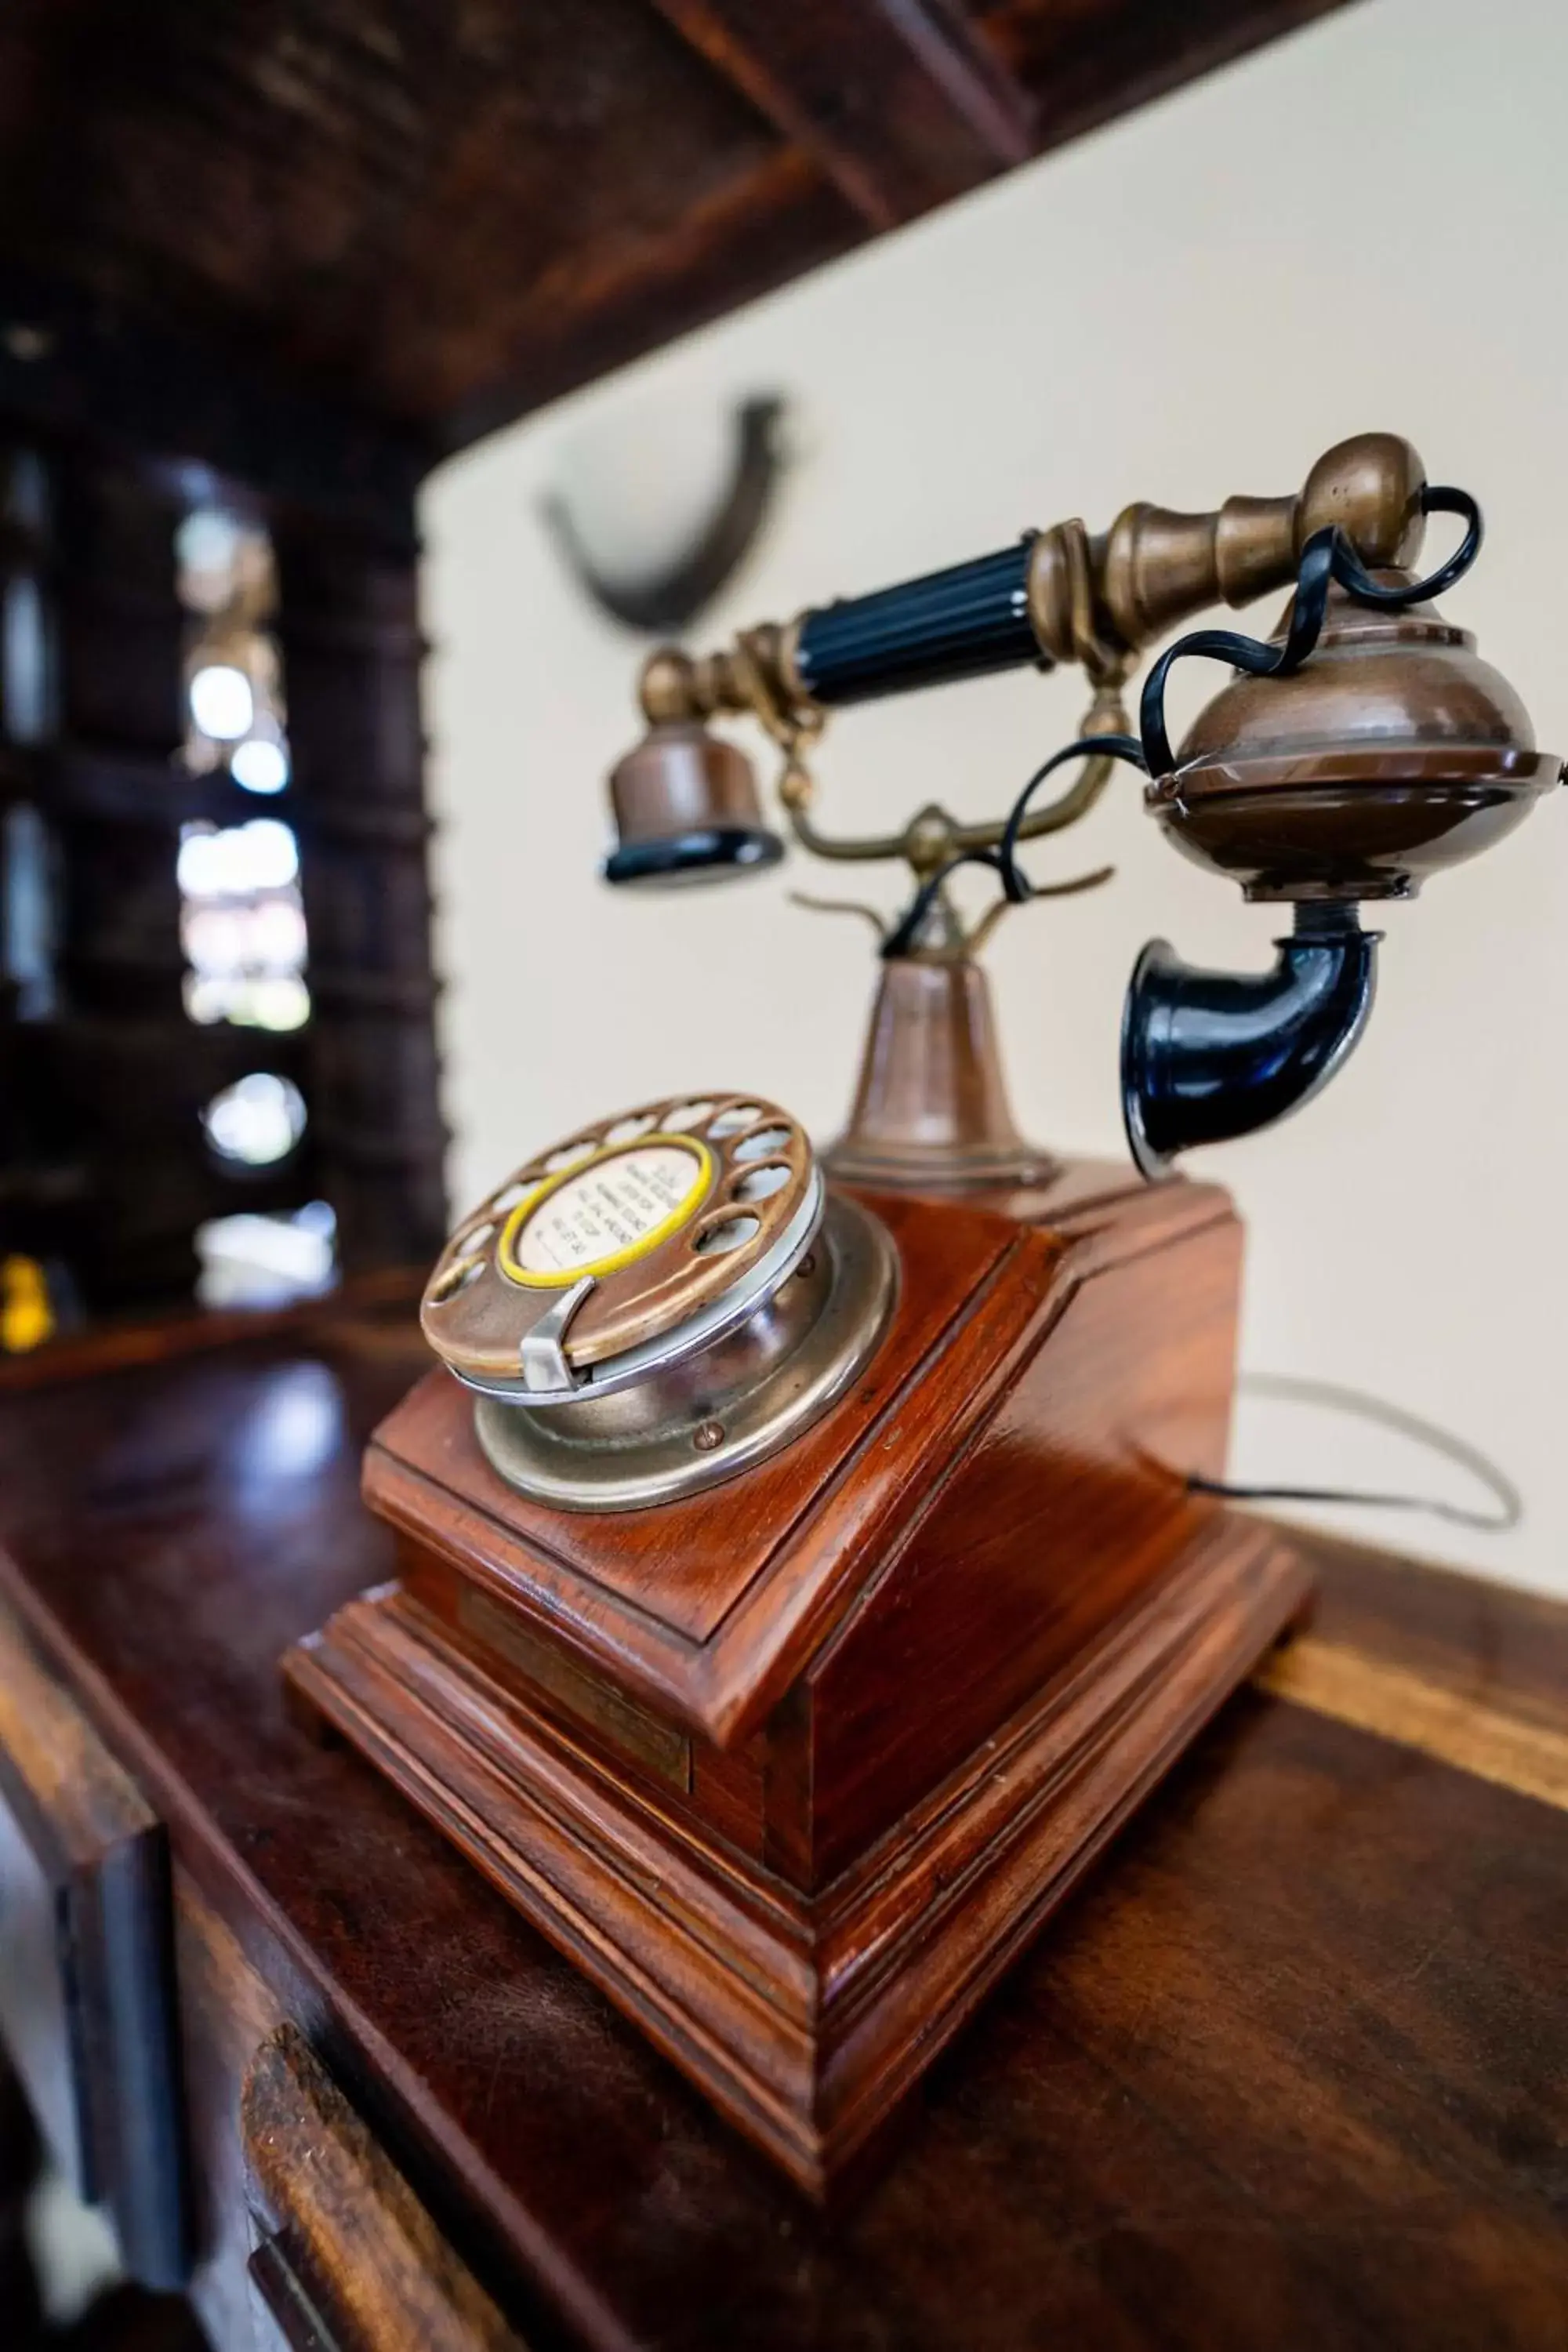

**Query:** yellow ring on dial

left=495, top=1134, right=715, bottom=1289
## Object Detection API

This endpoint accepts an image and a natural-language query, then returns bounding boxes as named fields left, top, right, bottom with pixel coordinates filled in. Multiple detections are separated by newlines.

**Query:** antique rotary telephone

left=293, top=434, right=1561, bottom=2198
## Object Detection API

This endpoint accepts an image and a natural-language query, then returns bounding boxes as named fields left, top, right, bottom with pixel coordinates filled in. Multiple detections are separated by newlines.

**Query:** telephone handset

left=420, top=1090, right=896, bottom=1511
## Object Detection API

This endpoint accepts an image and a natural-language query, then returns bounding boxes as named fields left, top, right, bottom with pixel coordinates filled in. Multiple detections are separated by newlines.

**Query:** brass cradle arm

left=775, top=666, right=1136, bottom=879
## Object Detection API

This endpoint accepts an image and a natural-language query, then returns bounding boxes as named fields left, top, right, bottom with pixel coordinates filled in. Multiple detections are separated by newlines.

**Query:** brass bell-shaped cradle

left=1149, top=575, right=1555, bottom=903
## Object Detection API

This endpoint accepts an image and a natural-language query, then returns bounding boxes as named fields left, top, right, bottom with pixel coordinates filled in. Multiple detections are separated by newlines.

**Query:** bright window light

left=178, top=818, right=299, bottom=898
left=230, top=736, right=289, bottom=794
left=201, top=1071, right=307, bottom=1167
left=197, top=1204, right=338, bottom=1317
left=184, top=971, right=310, bottom=1032
left=176, top=510, right=248, bottom=614
left=189, top=662, right=254, bottom=742
left=196, top=1202, right=338, bottom=1309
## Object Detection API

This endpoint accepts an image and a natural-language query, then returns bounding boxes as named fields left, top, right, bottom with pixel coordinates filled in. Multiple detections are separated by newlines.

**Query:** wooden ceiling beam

left=981, top=0, right=1361, bottom=155
left=648, top=0, right=1036, bottom=230
left=0, top=2, right=1359, bottom=456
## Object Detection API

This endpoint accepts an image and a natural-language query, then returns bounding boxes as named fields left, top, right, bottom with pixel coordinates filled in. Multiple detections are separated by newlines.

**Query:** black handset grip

left=793, top=540, right=1042, bottom=706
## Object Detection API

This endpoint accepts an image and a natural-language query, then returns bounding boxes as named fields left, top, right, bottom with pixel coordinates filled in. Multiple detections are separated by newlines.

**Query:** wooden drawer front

left=0, top=1592, right=187, bottom=2288
left=242, top=2027, right=524, bottom=2352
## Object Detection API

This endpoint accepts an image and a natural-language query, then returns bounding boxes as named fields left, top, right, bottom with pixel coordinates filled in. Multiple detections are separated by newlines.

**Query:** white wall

left=420, top=0, right=1568, bottom=1596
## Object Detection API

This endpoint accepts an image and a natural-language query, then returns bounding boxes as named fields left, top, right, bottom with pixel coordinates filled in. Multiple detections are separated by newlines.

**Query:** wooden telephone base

left=285, top=1167, right=1308, bottom=2199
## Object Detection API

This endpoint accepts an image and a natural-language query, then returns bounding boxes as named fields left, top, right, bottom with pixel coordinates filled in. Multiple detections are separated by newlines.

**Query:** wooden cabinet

left=0, top=1595, right=187, bottom=2292
left=242, top=2027, right=521, bottom=2352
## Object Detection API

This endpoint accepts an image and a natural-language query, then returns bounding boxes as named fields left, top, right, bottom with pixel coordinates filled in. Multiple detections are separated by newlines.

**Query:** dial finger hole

left=732, top=1162, right=790, bottom=1203
left=731, top=1123, right=792, bottom=1162
left=430, top=1255, right=485, bottom=1303
left=709, top=1102, right=763, bottom=1137
left=693, top=1211, right=762, bottom=1256
left=604, top=1112, right=656, bottom=1145
left=456, top=1219, right=495, bottom=1254
left=662, top=1100, right=715, bottom=1131
left=490, top=1181, right=533, bottom=1214
left=544, top=1139, right=597, bottom=1172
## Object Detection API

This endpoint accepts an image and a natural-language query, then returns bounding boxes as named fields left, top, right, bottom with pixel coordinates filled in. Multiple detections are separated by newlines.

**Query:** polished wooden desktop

left=0, top=1286, right=1564, bottom=2351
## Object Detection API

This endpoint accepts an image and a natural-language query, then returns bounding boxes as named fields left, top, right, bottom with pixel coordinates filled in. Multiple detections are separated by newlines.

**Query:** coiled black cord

left=880, top=485, right=1483, bottom=960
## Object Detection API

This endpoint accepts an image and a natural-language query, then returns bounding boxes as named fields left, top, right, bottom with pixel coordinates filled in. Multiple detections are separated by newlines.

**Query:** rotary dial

left=421, top=1091, right=818, bottom=1398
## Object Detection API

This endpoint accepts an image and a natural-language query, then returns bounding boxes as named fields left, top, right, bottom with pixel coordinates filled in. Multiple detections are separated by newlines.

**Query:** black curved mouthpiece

left=1121, top=904, right=1378, bottom=1180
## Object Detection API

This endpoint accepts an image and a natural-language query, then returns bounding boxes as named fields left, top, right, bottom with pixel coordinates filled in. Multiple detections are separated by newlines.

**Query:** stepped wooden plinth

left=285, top=1175, right=1310, bottom=2198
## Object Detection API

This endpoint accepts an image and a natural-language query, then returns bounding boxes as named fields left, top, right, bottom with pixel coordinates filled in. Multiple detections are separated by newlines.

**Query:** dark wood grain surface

left=0, top=1298, right=1564, bottom=2350
left=0, top=2, right=1359, bottom=456
left=644, top=2, right=1034, bottom=231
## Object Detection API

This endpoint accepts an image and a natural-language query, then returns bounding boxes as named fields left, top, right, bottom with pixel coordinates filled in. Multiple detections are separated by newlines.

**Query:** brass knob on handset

left=1025, top=430, right=1428, bottom=661
left=422, top=1094, right=896, bottom=1511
